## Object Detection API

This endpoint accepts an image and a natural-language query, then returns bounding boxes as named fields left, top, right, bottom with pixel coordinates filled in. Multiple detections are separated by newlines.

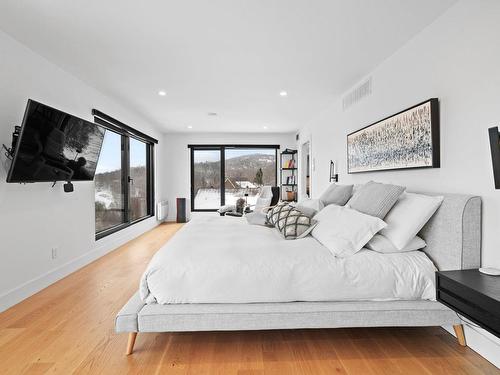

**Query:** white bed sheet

left=140, top=215, right=437, bottom=304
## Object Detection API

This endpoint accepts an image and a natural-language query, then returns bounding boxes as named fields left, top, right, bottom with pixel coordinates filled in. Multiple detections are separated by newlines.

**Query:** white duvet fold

left=139, top=215, right=436, bottom=304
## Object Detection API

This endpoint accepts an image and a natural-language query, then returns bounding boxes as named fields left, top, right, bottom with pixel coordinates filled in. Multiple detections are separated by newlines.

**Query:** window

left=190, top=145, right=279, bottom=211
left=129, top=138, right=149, bottom=221
left=93, top=110, right=156, bottom=239
left=192, top=148, right=221, bottom=210
left=95, top=130, right=124, bottom=232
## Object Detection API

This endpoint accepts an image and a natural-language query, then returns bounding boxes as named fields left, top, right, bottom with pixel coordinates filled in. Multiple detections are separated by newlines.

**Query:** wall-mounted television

left=6, top=100, right=105, bottom=183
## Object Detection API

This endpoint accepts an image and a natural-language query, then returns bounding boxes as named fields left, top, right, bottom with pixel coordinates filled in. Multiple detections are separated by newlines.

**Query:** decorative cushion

left=295, top=198, right=324, bottom=217
left=266, top=202, right=289, bottom=226
left=267, top=202, right=317, bottom=239
left=319, top=184, right=354, bottom=206
left=365, top=234, right=426, bottom=253
left=380, top=192, right=444, bottom=250
left=346, top=181, right=405, bottom=219
left=311, top=205, right=386, bottom=257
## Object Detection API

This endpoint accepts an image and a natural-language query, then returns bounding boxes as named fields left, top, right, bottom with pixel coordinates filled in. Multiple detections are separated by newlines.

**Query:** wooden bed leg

left=453, top=324, right=466, bottom=347
left=126, top=332, right=138, bottom=355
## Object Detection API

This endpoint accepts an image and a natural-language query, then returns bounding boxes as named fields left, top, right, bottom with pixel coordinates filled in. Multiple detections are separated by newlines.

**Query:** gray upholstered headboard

left=416, top=193, right=481, bottom=271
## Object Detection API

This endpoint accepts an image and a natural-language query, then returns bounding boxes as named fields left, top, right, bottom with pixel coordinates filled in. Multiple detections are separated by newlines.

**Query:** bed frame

left=116, top=193, right=481, bottom=355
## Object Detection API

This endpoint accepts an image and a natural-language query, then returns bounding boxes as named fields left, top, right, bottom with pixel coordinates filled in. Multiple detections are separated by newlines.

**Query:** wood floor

left=0, top=223, right=498, bottom=375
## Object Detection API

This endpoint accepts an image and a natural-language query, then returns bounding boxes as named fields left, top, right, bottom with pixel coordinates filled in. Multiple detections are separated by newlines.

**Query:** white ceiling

left=0, top=0, right=456, bottom=133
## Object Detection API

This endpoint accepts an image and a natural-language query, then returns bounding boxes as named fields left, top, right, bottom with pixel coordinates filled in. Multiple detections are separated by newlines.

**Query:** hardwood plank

left=436, top=331, right=499, bottom=375
left=396, top=329, right=474, bottom=375
left=20, top=362, right=54, bottom=375
left=0, top=328, right=25, bottom=347
left=376, top=332, right=431, bottom=375
left=302, top=330, right=347, bottom=375
left=185, top=332, right=217, bottom=375
left=0, top=222, right=498, bottom=374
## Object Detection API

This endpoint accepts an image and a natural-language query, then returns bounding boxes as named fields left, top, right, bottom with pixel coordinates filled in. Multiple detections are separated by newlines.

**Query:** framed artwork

left=347, top=98, right=439, bottom=173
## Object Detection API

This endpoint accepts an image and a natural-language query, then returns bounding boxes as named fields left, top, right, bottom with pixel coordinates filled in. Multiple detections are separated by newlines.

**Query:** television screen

left=7, top=100, right=106, bottom=182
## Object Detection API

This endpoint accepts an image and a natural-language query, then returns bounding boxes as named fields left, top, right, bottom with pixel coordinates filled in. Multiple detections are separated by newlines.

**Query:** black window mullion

left=220, top=147, right=225, bottom=206
left=275, top=148, right=278, bottom=186
left=122, top=135, right=130, bottom=224
left=190, top=147, right=195, bottom=212
left=146, top=143, right=154, bottom=216
left=92, top=109, right=158, bottom=144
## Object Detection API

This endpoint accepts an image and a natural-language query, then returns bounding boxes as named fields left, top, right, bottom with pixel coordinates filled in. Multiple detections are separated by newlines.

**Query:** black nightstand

left=436, top=269, right=500, bottom=342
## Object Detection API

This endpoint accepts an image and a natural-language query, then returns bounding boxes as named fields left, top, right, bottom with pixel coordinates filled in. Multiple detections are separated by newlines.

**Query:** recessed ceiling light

left=279, top=91, right=288, bottom=97
left=208, top=112, right=218, bottom=116
left=263, top=125, right=268, bottom=129
left=187, top=125, right=193, bottom=129
left=158, top=90, right=167, bottom=96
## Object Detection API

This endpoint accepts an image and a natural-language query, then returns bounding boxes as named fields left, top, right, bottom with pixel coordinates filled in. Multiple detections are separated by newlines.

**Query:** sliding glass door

left=224, top=147, right=277, bottom=206
left=190, top=145, right=278, bottom=211
left=192, top=148, right=221, bottom=210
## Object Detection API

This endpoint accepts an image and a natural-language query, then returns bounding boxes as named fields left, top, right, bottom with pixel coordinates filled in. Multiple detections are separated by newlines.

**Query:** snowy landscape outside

left=193, top=148, right=276, bottom=209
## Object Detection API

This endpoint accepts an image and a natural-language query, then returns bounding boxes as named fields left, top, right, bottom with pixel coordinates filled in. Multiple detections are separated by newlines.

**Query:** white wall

left=0, top=30, right=164, bottom=311
left=299, top=0, right=500, bottom=366
left=301, top=0, right=500, bottom=268
left=161, top=132, right=296, bottom=221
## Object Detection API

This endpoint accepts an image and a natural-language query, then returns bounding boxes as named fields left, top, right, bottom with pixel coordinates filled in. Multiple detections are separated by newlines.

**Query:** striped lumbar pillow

left=346, top=181, right=405, bottom=219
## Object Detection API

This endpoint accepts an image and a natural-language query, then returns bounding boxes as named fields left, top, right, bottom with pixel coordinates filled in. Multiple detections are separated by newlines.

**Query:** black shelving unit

left=280, top=149, right=297, bottom=202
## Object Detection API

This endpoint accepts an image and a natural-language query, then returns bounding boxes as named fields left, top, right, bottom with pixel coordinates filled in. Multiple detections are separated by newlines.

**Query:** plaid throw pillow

left=266, top=202, right=317, bottom=239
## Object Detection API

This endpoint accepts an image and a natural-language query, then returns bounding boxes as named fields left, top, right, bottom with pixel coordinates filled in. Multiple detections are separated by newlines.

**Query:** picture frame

left=347, top=98, right=439, bottom=174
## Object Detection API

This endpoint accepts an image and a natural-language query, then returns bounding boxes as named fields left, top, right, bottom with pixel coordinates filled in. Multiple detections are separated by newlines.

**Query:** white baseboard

left=0, top=218, right=158, bottom=313
left=443, top=323, right=500, bottom=369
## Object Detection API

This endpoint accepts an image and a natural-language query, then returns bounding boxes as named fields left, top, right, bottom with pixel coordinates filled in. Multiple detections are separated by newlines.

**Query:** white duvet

left=140, top=215, right=437, bottom=304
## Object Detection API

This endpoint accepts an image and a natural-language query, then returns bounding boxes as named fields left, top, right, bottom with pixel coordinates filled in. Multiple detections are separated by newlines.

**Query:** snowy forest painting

left=347, top=99, right=439, bottom=173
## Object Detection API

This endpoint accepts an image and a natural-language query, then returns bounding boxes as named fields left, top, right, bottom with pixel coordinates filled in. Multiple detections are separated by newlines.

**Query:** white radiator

left=156, top=201, right=169, bottom=222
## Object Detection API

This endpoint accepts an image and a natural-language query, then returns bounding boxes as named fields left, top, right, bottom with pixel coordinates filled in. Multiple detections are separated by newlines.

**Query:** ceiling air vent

left=342, top=77, right=372, bottom=111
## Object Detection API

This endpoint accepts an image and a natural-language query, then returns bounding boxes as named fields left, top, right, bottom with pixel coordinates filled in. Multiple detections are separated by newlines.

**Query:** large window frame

left=93, top=110, right=157, bottom=240
left=189, top=144, right=279, bottom=212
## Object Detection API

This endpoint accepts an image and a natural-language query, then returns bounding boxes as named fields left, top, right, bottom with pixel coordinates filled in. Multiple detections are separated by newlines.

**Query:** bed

left=116, top=193, right=481, bottom=355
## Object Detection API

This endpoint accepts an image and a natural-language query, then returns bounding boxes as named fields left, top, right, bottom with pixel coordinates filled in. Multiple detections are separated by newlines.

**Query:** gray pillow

left=319, top=184, right=353, bottom=206
left=346, top=181, right=405, bottom=219
left=295, top=198, right=324, bottom=217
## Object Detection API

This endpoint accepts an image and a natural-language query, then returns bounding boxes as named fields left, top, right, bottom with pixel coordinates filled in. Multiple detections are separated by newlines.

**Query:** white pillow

left=366, top=234, right=426, bottom=253
left=245, top=211, right=269, bottom=226
left=380, top=192, right=443, bottom=250
left=295, top=198, right=324, bottom=217
left=218, top=204, right=235, bottom=213
left=311, top=205, right=386, bottom=257
left=255, top=197, right=272, bottom=213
